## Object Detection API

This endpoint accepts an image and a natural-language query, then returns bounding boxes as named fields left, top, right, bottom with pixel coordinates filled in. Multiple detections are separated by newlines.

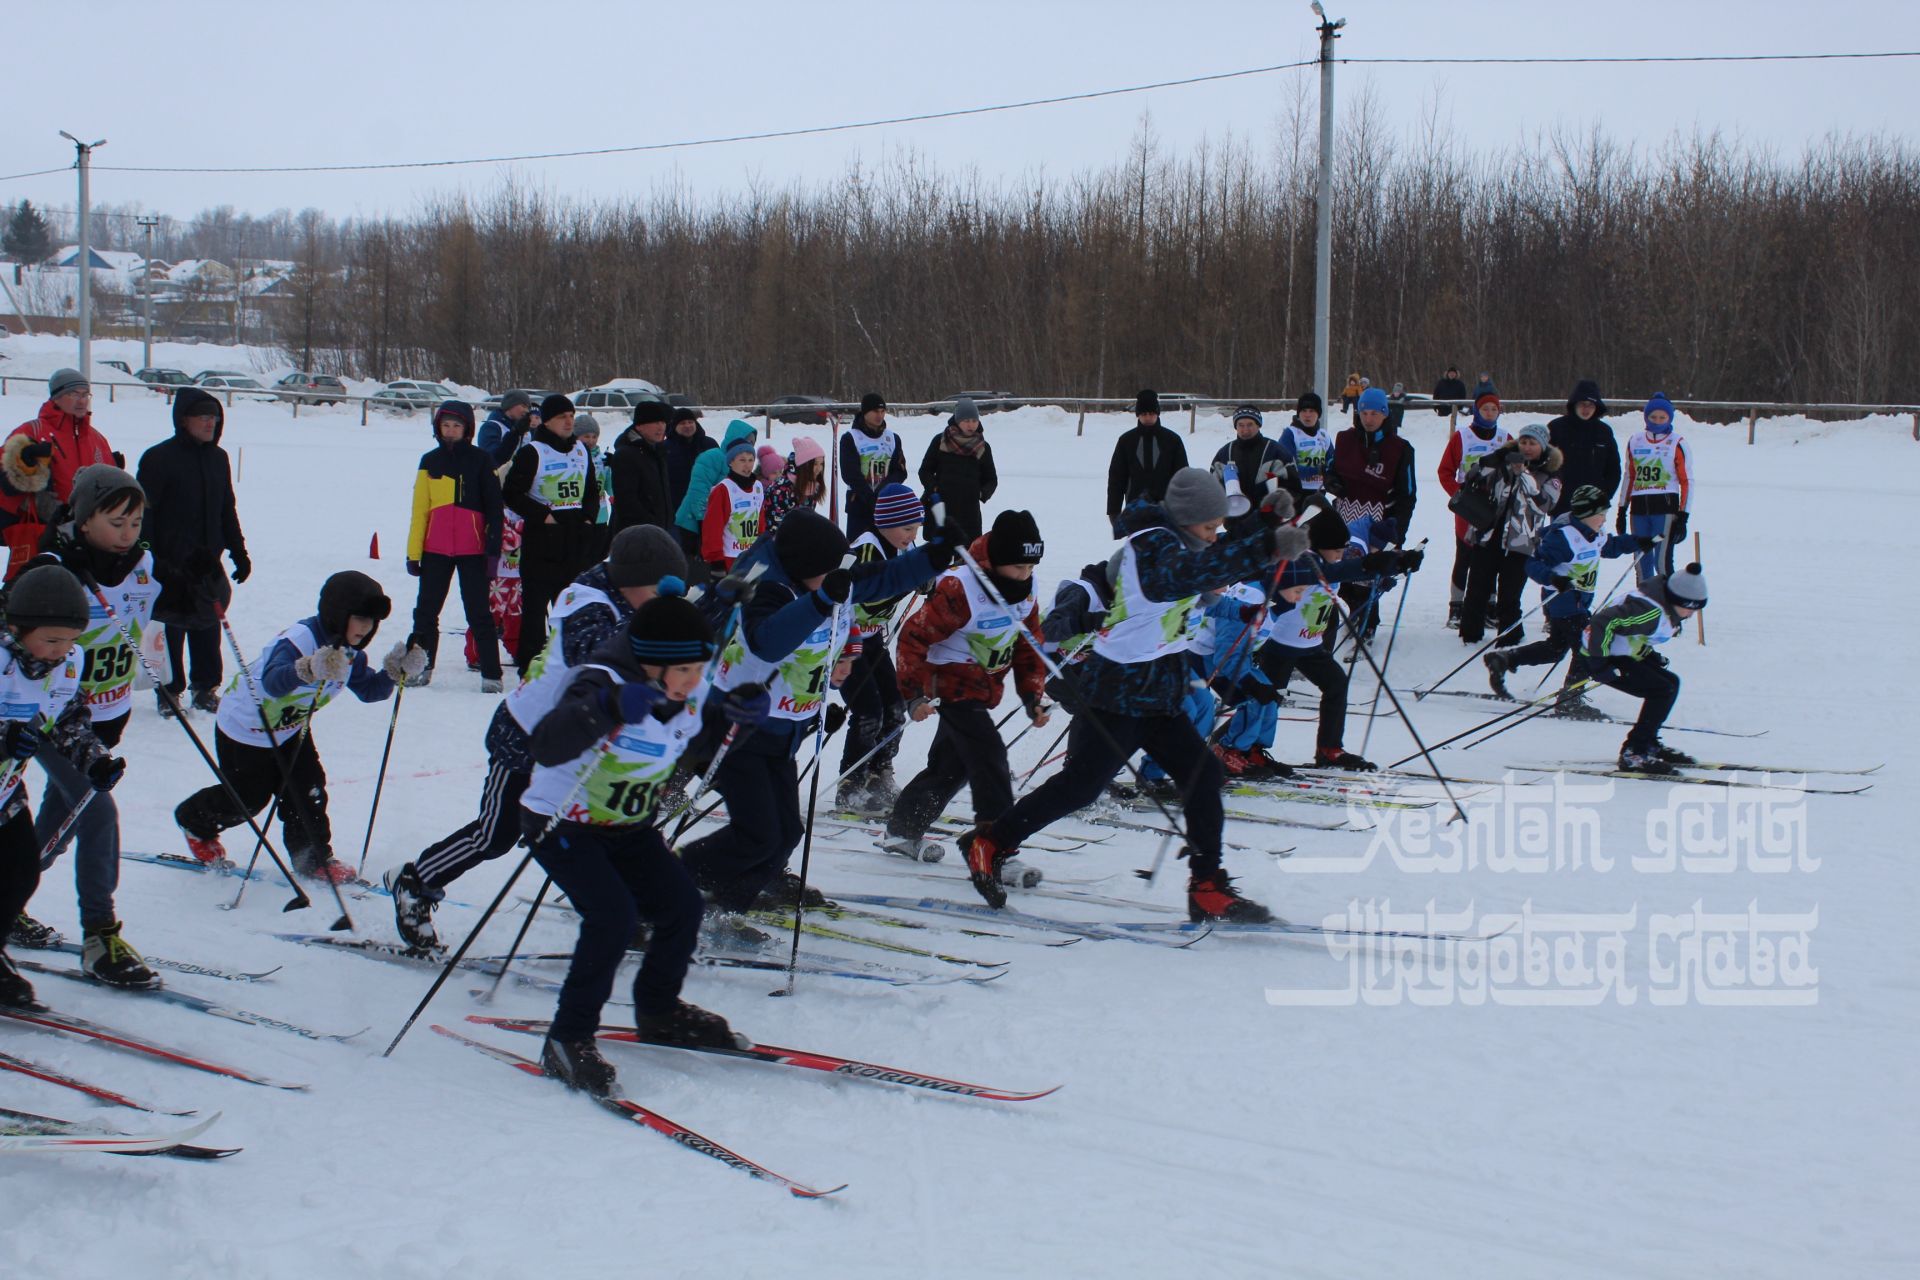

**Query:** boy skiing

left=520, top=591, right=772, bottom=1096
left=174, top=572, right=423, bottom=884
left=835, top=483, right=922, bottom=814
left=1617, top=393, right=1693, bottom=581
left=883, top=510, right=1050, bottom=864
left=1584, top=562, right=1709, bottom=774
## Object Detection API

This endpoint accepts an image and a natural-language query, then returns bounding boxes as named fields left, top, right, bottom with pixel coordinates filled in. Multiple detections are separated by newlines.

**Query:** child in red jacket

left=700, top=440, right=764, bottom=575
left=881, top=510, right=1049, bottom=866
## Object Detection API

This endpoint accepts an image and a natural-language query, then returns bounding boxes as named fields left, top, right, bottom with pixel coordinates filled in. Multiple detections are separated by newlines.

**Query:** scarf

left=942, top=421, right=987, bottom=458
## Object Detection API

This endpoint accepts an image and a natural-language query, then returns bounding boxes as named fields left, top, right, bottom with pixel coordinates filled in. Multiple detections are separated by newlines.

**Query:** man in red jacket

left=1, top=368, right=118, bottom=579
left=880, top=510, right=1050, bottom=865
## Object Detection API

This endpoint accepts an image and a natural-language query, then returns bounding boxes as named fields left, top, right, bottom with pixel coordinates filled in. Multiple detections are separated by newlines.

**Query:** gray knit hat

left=48, top=368, right=88, bottom=399
left=951, top=396, right=981, bottom=423
left=573, top=412, right=602, bottom=441
left=500, top=389, right=533, bottom=412
left=6, top=563, right=91, bottom=632
left=1665, top=561, right=1708, bottom=609
left=1516, top=422, right=1550, bottom=447
left=1162, top=467, right=1229, bottom=526
left=606, top=524, right=688, bottom=589
left=69, top=463, right=144, bottom=529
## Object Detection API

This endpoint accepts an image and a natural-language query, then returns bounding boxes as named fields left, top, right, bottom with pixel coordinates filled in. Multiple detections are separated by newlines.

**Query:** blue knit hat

left=872, top=483, right=923, bottom=529
left=725, top=438, right=757, bottom=465
left=1357, top=386, right=1389, bottom=414
left=1643, top=393, right=1676, bottom=434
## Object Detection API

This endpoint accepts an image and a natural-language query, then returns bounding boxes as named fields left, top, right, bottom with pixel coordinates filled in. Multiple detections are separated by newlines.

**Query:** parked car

left=1155, top=392, right=1205, bottom=413
left=767, top=394, right=837, bottom=425
left=384, top=378, right=456, bottom=401
left=370, top=384, right=440, bottom=413
left=929, top=390, right=1021, bottom=415
left=136, top=367, right=192, bottom=389
left=102, top=359, right=132, bottom=376
left=572, top=379, right=667, bottom=413
left=272, top=372, right=348, bottom=405
left=195, top=375, right=278, bottom=403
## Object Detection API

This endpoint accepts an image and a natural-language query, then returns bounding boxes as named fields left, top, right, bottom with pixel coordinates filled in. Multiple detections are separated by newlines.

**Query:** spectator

left=135, top=387, right=250, bottom=715
left=1458, top=423, right=1563, bottom=646
left=2, top=368, right=118, bottom=580
left=1545, top=379, right=1622, bottom=516
left=1325, top=386, right=1416, bottom=541
left=575, top=414, right=611, bottom=552
left=609, top=401, right=673, bottom=535
left=672, top=417, right=758, bottom=582
left=501, top=394, right=601, bottom=672
left=917, top=396, right=999, bottom=541
left=1386, top=381, right=1409, bottom=434
left=1104, top=389, right=1188, bottom=533
left=838, top=392, right=907, bottom=540
left=477, top=389, right=534, bottom=466
left=1209, top=405, right=1289, bottom=537
left=1436, top=389, right=1511, bottom=628
left=404, top=401, right=504, bottom=691
left=1432, top=365, right=1468, bottom=415
left=763, top=436, right=826, bottom=530
left=1339, top=372, right=1363, bottom=416
left=662, top=406, right=713, bottom=514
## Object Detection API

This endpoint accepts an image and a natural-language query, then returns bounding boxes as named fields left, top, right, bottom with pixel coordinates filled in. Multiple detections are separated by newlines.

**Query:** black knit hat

left=540, top=393, right=575, bottom=421
left=1308, top=508, right=1350, bottom=552
left=631, top=399, right=670, bottom=426
left=68, top=463, right=144, bottom=529
left=860, top=392, right=887, bottom=415
left=6, top=563, right=90, bottom=632
left=1134, top=389, right=1161, bottom=416
left=607, top=525, right=687, bottom=589
left=628, top=588, right=715, bottom=665
left=1296, top=390, right=1323, bottom=415
left=317, top=570, right=391, bottom=648
left=668, top=406, right=702, bottom=428
left=774, top=508, right=850, bottom=581
left=987, top=509, right=1044, bottom=567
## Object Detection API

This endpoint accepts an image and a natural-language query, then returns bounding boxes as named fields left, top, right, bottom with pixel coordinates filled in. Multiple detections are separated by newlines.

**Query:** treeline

left=65, top=108, right=1920, bottom=405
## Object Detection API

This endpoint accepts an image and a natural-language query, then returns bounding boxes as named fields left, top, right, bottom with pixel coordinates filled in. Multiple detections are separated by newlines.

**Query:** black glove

left=1670, top=513, right=1689, bottom=542
left=1238, top=603, right=1264, bottom=623
left=87, top=756, right=127, bottom=793
left=1550, top=573, right=1574, bottom=594
left=1208, top=676, right=1241, bottom=706
left=229, top=549, right=252, bottom=584
left=1397, top=548, right=1425, bottom=574
left=20, top=441, right=53, bottom=465
left=1636, top=536, right=1658, bottom=553
left=604, top=679, right=666, bottom=724
left=1236, top=675, right=1279, bottom=706
left=815, top=568, right=853, bottom=607
left=1359, top=550, right=1399, bottom=575
left=1614, top=506, right=1628, bottom=535
left=3, top=721, right=43, bottom=762
left=722, top=682, right=772, bottom=727
left=823, top=703, right=847, bottom=736
left=406, top=559, right=422, bottom=578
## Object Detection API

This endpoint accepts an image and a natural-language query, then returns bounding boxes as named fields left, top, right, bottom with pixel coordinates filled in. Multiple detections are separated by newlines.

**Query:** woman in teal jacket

left=672, top=419, right=758, bottom=583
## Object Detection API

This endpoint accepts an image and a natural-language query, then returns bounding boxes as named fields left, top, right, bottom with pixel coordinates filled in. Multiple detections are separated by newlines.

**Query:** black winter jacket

left=609, top=427, right=673, bottom=534
left=502, top=426, right=603, bottom=580
left=1545, top=379, right=1622, bottom=515
left=135, top=388, right=247, bottom=628
left=1105, top=423, right=1189, bottom=519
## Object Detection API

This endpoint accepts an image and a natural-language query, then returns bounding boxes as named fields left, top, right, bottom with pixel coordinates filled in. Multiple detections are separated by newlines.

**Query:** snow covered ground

left=1, top=357, right=1915, bottom=1278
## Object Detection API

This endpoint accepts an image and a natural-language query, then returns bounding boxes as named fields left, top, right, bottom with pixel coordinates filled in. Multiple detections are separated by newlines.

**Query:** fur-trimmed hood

left=1485, top=440, right=1564, bottom=474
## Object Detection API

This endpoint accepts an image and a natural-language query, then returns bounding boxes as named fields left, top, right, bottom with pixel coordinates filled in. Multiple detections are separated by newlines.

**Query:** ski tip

left=789, top=1181, right=849, bottom=1199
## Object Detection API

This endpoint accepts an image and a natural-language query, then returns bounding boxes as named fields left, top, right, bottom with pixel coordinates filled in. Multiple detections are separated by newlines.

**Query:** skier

left=882, top=510, right=1049, bottom=864
left=502, top=395, right=602, bottom=674
left=1199, top=580, right=1287, bottom=780
left=0, top=564, right=127, bottom=1011
left=963, top=468, right=1308, bottom=921
left=1486, top=484, right=1648, bottom=716
left=835, top=483, right=922, bottom=815
left=1104, top=390, right=1188, bottom=534
left=839, top=393, right=907, bottom=541
left=521, top=591, right=771, bottom=1096
left=173, top=572, right=423, bottom=884
left=12, top=467, right=160, bottom=985
left=1584, top=562, right=1709, bottom=774
left=699, top=439, right=765, bottom=575
left=680, top=508, right=952, bottom=916
left=1210, top=405, right=1289, bottom=536
left=1617, top=393, right=1693, bottom=581
left=386, top=526, right=687, bottom=950
left=1457, top=424, right=1562, bottom=647
left=1275, top=392, right=1333, bottom=499
left=1436, top=388, right=1511, bottom=628
left=404, top=401, right=504, bottom=692
left=672, top=418, right=758, bottom=579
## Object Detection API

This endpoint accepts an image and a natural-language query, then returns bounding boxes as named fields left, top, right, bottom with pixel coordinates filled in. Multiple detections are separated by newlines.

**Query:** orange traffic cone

left=369, top=532, right=380, bottom=559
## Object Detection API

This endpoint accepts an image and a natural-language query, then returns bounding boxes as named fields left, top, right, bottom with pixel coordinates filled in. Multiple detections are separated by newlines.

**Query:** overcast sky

left=7, top=0, right=1916, bottom=227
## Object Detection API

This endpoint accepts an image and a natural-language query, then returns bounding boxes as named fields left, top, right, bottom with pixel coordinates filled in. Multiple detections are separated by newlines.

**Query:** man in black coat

left=1545, top=379, right=1622, bottom=516
left=662, top=407, right=713, bottom=514
left=609, top=401, right=673, bottom=535
left=1104, top=389, right=1189, bottom=534
left=500, top=395, right=603, bottom=672
left=1432, top=366, right=1468, bottom=415
left=135, top=387, right=250, bottom=716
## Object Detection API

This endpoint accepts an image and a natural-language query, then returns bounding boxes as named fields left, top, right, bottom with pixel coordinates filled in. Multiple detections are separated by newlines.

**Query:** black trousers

left=889, top=703, right=1012, bottom=841
left=1450, top=536, right=1473, bottom=601
left=515, top=571, right=568, bottom=672
left=164, top=624, right=223, bottom=695
left=0, top=805, right=41, bottom=943
left=679, top=725, right=806, bottom=912
left=1590, top=656, right=1680, bottom=753
left=1460, top=544, right=1529, bottom=645
left=989, top=706, right=1228, bottom=875
left=839, top=643, right=905, bottom=786
left=411, top=553, right=501, bottom=680
left=175, top=730, right=332, bottom=865
left=1504, top=613, right=1595, bottom=685
left=528, top=817, right=704, bottom=1039
left=1257, top=644, right=1349, bottom=753
left=414, top=758, right=529, bottom=891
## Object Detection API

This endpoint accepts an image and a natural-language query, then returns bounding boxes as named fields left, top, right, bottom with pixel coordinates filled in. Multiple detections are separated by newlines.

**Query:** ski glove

left=87, top=756, right=127, bottom=793
left=1237, top=675, right=1279, bottom=706
left=2, top=721, right=43, bottom=762
left=381, top=643, right=428, bottom=682
left=1669, top=513, right=1689, bottom=542
left=607, top=679, right=667, bottom=723
left=229, top=549, right=252, bottom=584
left=714, top=573, right=757, bottom=605
left=295, top=645, right=355, bottom=685
left=19, top=441, right=53, bottom=467
left=1207, top=675, right=1241, bottom=706
left=1551, top=573, right=1575, bottom=594
left=1636, top=536, right=1658, bottom=553
left=1397, top=548, right=1425, bottom=574
left=1257, top=488, right=1297, bottom=526
left=814, top=568, right=853, bottom=608
left=823, top=703, right=847, bottom=737
left=1614, top=506, right=1628, bottom=535
left=722, top=682, right=772, bottom=727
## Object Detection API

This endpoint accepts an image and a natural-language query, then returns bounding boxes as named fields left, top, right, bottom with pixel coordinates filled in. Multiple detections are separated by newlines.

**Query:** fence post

left=1746, top=408, right=1757, bottom=445
left=1075, top=405, right=1086, bottom=438
left=763, top=414, right=772, bottom=442
left=1912, top=411, right=1918, bottom=443
left=1448, top=406, right=1457, bottom=430
left=361, top=398, right=369, bottom=426
left=292, top=397, right=299, bottom=419
left=225, top=389, right=234, bottom=408
left=1187, top=403, right=1197, bottom=434
left=108, top=382, right=115, bottom=403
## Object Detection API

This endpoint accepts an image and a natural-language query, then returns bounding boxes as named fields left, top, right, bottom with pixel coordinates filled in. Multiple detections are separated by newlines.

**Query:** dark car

left=102, top=359, right=133, bottom=376
left=767, top=394, right=837, bottom=424
left=930, top=390, right=1021, bottom=415
left=273, top=371, right=348, bottom=405
left=479, top=388, right=552, bottom=413
left=136, top=367, right=192, bottom=388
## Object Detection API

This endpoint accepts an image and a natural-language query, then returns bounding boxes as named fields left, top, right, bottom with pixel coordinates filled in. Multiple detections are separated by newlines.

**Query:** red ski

left=0, top=1047, right=195, bottom=1115
left=469, top=1014, right=1060, bottom=1103
left=0, top=1006, right=307, bottom=1090
left=432, top=1025, right=844, bottom=1199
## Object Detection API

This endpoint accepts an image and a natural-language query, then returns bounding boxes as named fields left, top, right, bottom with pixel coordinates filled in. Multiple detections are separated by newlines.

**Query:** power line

left=1346, top=50, right=1920, bottom=65
left=0, top=165, right=72, bottom=183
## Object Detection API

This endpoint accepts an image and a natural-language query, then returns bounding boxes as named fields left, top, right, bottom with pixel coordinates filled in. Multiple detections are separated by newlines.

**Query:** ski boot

left=997, top=857, right=1043, bottom=889
left=635, top=1000, right=751, bottom=1050
left=80, top=921, right=161, bottom=990
left=0, top=951, right=46, bottom=1011
left=1445, top=601, right=1462, bottom=630
left=540, top=1034, right=618, bottom=1098
left=383, top=863, right=443, bottom=952
left=1213, top=745, right=1258, bottom=778
left=296, top=852, right=358, bottom=885
left=404, top=667, right=432, bottom=689
left=480, top=678, right=504, bottom=695
left=155, top=688, right=181, bottom=719
left=1315, top=747, right=1377, bottom=772
left=1552, top=690, right=1608, bottom=721
left=1243, top=746, right=1293, bottom=779
left=180, top=827, right=229, bottom=866
left=834, top=780, right=880, bottom=817
left=1652, top=742, right=1697, bottom=767
left=189, top=687, right=221, bottom=715
left=753, top=871, right=832, bottom=911
left=701, top=912, right=773, bottom=950
left=1483, top=650, right=1513, bottom=698
left=961, top=828, right=1017, bottom=909
left=878, top=833, right=946, bottom=863
left=1618, top=745, right=1678, bottom=776
left=1186, top=866, right=1275, bottom=924
left=8, top=913, right=61, bottom=949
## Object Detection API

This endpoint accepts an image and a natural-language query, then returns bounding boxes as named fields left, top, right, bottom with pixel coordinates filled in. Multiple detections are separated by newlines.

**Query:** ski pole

left=383, top=851, right=534, bottom=1057
left=1385, top=678, right=1595, bottom=769
left=353, top=682, right=407, bottom=877
left=1359, top=539, right=1426, bottom=759
left=34, top=789, right=98, bottom=871
left=772, top=597, right=852, bottom=997
left=1457, top=679, right=1601, bottom=753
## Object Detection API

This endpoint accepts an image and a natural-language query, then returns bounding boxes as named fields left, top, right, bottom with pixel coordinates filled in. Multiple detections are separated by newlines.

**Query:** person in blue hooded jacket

left=672, top=418, right=758, bottom=584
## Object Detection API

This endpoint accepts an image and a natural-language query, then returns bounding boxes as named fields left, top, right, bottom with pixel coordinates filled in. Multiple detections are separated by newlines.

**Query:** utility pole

left=57, top=130, right=107, bottom=377
left=1310, top=3, right=1344, bottom=401
left=136, top=214, right=160, bottom=371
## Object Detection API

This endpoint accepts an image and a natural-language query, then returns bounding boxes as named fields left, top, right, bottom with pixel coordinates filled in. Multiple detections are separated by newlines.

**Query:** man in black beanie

left=1105, top=389, right=1188, bottom=534
left=610, top=400, right=673, bottom=535
left=501, top=394, right=602, bottom=673
left=838, top=392, right=906, bottom=541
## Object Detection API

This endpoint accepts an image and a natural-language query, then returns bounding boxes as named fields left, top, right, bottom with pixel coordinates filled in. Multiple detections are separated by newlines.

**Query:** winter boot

left=540, top=1034, right=618, bottom=1098
left=383, top=863, right=442, bottom=952
left=480, top=678, right=504, bottom=694
left=1652, top=742, right=1697, bottom=766
left=155, top=688, right=181, bottom=719
left=1315, top=747, right=1377, bottom=772
left=296, top=851, right=358, bottom=885
left=1243, top=746, right=1293, bottom=779
left=404, top=667, right=432, bottom=689
left=80, top=921, right=161, bottom=990
left=1445, top=601, right=1462, bottom=630
left=8, top=913, right=61, bottom=949
left=878, top=833, right=946, bottom=863
left=190, top=687, right=221, bottom=714
left=0, top=951, right=46, bottom=1011
left=753, top=871, right=832, bottom=911
left=862, top=769, right=901, bottom=809
left=1186, top=865, right=1275, bottom=924
left=1618, top=745, right=1678, bottom=776
left=181, top=827, right=229, bottom=866
left=1483, top=650, right=1513, bottom=698
left=635, top=1000, right=751, bottom=1050
left=961, top=828, right=1015, bottom=909
left=833, top=780, right=878, bottom=817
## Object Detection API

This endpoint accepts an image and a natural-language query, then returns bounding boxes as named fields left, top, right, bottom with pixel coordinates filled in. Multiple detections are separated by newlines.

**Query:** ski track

left=0, top=357, right=1914, bottom=1278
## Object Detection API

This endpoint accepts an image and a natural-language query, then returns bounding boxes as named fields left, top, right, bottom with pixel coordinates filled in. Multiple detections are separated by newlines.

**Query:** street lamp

left=1309, top=6, right=1345, bottom=403
left=58, top=130, right=108, bottom=378
left=136, top=214, right=160, bottom=372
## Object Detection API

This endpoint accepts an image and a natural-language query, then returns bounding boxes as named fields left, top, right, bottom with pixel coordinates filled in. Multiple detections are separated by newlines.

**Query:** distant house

left=50, top=244, right=117, bottom=271
left=167, top=258, right=237, bottom=288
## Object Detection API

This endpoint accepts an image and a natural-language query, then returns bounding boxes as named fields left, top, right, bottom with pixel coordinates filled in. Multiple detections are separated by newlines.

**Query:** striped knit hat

left=627, top=586, right=715, bottom=664
left=872, top=483, right=923, bottom=529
